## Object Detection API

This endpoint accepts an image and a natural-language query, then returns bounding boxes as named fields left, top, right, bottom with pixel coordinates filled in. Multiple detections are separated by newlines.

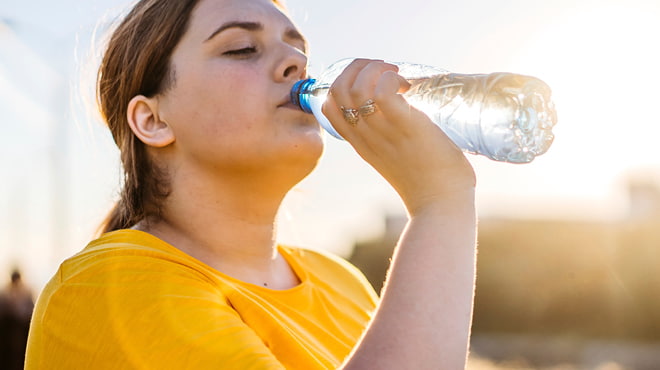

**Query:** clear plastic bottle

left=290, top=59, right=557, bottom=163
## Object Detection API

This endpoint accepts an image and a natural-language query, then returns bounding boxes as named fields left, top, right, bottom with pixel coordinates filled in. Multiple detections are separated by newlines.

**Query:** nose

left=274, top=46, right=307, bottom=82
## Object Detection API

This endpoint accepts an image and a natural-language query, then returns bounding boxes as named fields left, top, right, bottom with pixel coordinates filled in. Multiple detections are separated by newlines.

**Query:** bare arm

left=345, top=192, right=476, bottom=369
left=323, top=59, right=477, bottom=369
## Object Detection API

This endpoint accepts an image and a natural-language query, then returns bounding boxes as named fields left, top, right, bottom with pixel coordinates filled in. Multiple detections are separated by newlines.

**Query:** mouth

left=278, top=97, right=303, bottom=111
left=277, top=101, right=302, bottom=112
left=277, top=94, right=319, bottom=128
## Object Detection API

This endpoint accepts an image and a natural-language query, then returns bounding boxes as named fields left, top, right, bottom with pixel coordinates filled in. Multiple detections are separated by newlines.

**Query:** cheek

left=164, top=61, right=272, bottom=152
left=195, top=98, right=262, bottom=143
left=194, top=69, right=265, bottom=133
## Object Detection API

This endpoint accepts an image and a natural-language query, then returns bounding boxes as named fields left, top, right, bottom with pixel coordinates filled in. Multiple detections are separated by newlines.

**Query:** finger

left=350, top=61, right=399, bottom=106
left=364, top=71, right=418, bottom=140
left=343, top=62, right=401, bottom=141
left=329, top=59, right=376, bottom=103
left=373, top=71, right=413, bottom=121
left=322, top=88, right=363, bottom=142
left=322, top=59, right=379, bottom=139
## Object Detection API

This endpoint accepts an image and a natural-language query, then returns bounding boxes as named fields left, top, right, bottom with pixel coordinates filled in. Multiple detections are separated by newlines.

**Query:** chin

left=281, top=134, right=324, bottom=180
left=293, top=124, right=324, bottom=154
left=294, top=136, right=324, bottom=170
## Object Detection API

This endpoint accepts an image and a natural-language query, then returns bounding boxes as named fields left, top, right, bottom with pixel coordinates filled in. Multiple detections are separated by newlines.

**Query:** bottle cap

left=290, top=79, right=316, bottom=113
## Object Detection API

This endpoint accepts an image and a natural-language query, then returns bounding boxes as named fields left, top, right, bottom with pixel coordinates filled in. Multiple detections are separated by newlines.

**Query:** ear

left=127, top=95, right=175, bottom=148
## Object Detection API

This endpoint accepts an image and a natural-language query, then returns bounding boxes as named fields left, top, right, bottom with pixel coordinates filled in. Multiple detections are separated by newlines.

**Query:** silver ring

left=358, top=99, right=377, bottom=117
left=341, top=106, right=360, bottom=126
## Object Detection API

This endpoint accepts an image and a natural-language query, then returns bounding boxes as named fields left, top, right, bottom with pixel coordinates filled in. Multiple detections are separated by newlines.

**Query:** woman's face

left=157, top=0, right=322, bottom=181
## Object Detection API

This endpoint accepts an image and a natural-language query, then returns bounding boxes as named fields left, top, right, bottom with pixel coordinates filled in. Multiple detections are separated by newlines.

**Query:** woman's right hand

left=321, top=59, right=476, bottom=215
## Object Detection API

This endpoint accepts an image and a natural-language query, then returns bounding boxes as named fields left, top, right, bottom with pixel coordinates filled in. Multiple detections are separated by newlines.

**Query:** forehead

left=189, top=0, right=293, bottom=37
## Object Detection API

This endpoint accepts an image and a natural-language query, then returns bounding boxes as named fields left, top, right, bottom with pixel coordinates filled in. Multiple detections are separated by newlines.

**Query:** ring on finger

left=340, top=106, right=360, bottom=126
left=358, top=99, right=378, bottom=117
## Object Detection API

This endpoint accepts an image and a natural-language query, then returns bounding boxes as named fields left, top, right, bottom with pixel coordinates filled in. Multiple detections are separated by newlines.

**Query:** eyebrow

left=205, top=20, right=308, bottom=52
left=205, top=21, right=262, bottom=42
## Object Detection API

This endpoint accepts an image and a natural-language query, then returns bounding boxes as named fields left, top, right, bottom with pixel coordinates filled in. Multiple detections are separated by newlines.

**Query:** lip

left=278, top=96, right=303, bottom=110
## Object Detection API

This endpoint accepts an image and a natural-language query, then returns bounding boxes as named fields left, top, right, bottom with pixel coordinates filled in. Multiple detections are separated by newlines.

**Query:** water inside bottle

left=404, top=73, right=557, bottom=163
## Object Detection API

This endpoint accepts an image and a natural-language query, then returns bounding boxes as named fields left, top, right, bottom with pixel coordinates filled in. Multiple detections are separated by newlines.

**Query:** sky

left=2, top=0, right=660, bottom=289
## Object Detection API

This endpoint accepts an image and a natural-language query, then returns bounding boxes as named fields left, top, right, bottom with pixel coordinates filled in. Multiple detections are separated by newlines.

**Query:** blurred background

left=2, top=0, right=660, bottom=368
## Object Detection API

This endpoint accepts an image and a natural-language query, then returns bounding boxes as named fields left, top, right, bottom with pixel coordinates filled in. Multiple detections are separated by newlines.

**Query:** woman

left=26, top=0, right=477, bottom=368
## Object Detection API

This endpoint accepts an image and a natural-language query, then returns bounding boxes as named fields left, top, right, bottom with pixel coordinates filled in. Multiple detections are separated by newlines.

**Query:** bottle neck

left=290, top=78, right=317, bottom=113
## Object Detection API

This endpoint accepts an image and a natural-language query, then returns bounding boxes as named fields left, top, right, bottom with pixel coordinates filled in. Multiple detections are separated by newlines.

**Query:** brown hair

left=97, top=0, right=287, bottom=234
left=97, top=0, right=201, bottom=233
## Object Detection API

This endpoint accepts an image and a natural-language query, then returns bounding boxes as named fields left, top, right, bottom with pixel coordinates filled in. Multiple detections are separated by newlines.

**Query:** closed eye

left=224, top=47, right=257, bottom=56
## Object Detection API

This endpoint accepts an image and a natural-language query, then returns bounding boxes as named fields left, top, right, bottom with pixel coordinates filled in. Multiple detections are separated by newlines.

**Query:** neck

left=138, top=169, right=290, bottom=276
left=133, top=144, right=316, bottom=289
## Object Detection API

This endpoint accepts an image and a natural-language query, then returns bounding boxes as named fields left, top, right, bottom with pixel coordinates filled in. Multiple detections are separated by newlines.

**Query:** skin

left=127, top=0, right=477, bottom=367
left=128, top=0, right=319, bottom=289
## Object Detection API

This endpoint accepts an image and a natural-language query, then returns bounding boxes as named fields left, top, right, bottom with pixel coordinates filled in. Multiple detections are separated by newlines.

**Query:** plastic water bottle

left=290, top=59, right=557, bottom=163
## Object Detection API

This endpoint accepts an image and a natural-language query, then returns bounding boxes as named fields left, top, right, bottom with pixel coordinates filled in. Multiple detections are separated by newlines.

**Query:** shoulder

left=38, top=229, right=228, bottom=312
left=59, top=229, right=215, bottom=283
left=33, top=229, right=237, bottom=338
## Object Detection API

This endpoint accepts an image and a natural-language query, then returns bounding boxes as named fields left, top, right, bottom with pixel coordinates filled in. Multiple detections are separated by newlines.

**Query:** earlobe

left=127, top=95, right=175, bottom=148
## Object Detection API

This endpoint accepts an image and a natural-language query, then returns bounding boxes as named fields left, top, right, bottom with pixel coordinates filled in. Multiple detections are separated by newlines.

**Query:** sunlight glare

left=510, top=2, right=660, bottom=198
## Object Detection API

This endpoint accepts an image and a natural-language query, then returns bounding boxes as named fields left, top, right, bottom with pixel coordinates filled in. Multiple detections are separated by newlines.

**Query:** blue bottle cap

left=290, top=78, right=316, bottom=113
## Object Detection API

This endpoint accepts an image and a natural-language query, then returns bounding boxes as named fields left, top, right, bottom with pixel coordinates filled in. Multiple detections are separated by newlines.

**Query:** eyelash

left=224, top=47, right=257, bottom=57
